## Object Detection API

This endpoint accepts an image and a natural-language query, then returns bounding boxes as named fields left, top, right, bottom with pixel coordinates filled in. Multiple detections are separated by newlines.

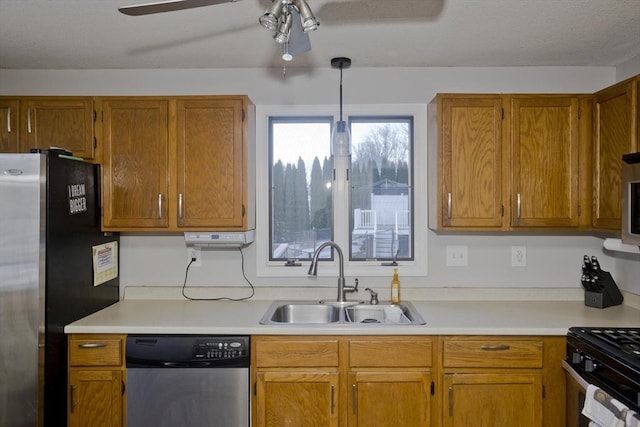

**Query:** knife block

left=584, top=270, right=624, bottom=309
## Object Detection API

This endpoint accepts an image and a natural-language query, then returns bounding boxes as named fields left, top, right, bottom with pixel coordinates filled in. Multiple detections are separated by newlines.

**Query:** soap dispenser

left=390, top=268, right=401, bottom=304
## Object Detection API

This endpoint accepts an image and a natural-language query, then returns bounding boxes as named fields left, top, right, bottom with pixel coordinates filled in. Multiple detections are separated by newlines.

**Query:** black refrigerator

left=0, top=151, right=120, bottom=427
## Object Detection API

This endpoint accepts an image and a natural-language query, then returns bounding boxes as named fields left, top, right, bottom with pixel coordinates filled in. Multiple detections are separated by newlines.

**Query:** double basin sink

left=259, top=300, right=425, bottom=325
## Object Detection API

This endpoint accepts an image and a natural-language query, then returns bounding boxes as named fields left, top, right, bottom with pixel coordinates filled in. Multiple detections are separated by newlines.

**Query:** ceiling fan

left=119, top=0, right=319, bottom=61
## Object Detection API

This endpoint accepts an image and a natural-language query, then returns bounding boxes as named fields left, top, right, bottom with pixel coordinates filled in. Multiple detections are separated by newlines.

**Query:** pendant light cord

left=339, top=65, right=344, bottom=122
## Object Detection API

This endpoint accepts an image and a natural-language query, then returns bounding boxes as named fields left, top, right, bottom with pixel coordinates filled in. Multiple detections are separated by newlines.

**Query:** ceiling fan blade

left=288, top=9, right=311, bottom=57
left=119, top=0, right=241, bottom=16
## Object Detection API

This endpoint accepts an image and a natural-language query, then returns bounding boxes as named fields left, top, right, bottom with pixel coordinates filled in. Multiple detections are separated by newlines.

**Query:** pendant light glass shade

left=331, top=57, right=351, bottom=157
left=331, top=120, right=351, bottom=157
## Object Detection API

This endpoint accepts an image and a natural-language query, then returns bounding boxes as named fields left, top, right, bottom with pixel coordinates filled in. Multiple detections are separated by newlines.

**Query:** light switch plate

left=446, top=245, right=468, bottom=267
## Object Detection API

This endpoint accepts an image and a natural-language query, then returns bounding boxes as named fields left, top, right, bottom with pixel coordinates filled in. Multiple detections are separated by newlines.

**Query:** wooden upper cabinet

left=510, top=95, right=582, bottom=228
left=99, top=95, right=254, bottom=232
left=19, top=97, right=95, bottom=159
left=176, top=98, right=246, bottom=228
left=429, top=93, right=587, bottom=231
left=429, top=95, right=507, bottom=230
left=100, top=98, right=170, bottom=229
left=0, top=98, right=19, bottom=152
left=592, top=77, right=638, bottom=230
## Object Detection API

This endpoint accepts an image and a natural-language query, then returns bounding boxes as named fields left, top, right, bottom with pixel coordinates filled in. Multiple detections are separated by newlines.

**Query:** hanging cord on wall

left=181, top=247, right=255, bottom=301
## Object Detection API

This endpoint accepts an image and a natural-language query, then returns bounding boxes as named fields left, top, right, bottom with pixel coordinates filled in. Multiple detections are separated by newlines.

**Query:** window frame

left=255, top=104, right=428, bottom=279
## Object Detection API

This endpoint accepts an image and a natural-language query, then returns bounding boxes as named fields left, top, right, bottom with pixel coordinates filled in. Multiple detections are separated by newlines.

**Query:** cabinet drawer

left=349, top=337, right=432, bottom=367
left=254, top=338, right=339, bottom=368
left=69, top=335, right=123, bottom=367
left=443, top=339, right=543, bottom=368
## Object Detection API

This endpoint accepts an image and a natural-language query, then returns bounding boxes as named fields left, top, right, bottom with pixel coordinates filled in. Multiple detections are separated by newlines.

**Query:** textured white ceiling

left=0, top=0, right=639, bottom=70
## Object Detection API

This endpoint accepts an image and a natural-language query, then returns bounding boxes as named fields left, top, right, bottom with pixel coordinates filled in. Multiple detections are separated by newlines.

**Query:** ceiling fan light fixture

left=273, top=11, right=292, bottom=44
left=295, top=0, right=320, bottom=32
left=259, top=0, right=284, bottom=31
left=330, top=57, right=352, bottom=157
left=282, top=43, right=293, bottom=61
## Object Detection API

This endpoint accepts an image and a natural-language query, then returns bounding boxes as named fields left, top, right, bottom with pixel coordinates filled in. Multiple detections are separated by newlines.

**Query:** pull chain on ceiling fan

left=119, top=0, right=319, bottom=61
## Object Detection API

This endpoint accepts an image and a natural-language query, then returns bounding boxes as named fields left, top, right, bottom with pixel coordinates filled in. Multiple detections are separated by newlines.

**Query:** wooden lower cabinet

left=256, top=370, right=340, bottom=427
left=68, top=370, right=123, bottom=427
left=347, top=337, right=433, bottom=427
left=253, top=335, right=565, bottom=427
left=252, top=335, right=434, bottom=427
left=348, top=371, right=431, bottom=427
left=440, top=336, right=565, bottom=427
left=67, top=334, right=126, bottom=427
left=444, top=373, right=542, bottom=427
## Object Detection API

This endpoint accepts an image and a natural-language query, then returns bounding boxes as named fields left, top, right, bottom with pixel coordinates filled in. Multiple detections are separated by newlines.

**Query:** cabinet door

left=511, top=96, right=581, bottom=228
left=0, top=98, right=19, bottom=152
left=101, top=99, right=169, bottom=228
left=176, top=98, right=246, bottom=228
left=439, top=96, right=506, bottom=229
left=255, top=371, right=339, bottom=427
left=348, top=371, right=431, bottom=427
left=592, top=80, right=636, bottom=230
left=68, top=370, right=122, bottom=427
left=19, top=98, right=95, bottom=159
left=444, top=373, right=542, bottom=427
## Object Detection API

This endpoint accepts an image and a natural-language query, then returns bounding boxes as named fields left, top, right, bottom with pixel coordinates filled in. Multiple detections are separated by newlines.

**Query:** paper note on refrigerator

left=93, top=241, right=118, bottom=286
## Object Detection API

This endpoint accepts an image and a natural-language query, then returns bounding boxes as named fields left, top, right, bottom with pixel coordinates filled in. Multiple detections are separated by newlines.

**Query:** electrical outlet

left=446, top=245, right=468, bottom=267
left=511, top=246, right=526, bottom=267
left=187, top=247, right=202, bottom=267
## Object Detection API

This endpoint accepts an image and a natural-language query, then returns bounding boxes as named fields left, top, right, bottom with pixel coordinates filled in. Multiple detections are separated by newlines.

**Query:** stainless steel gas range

left=564, top=327, right=640, bottom=426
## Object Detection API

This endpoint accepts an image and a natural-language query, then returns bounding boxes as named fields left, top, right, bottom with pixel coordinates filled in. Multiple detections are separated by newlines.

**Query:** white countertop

left=65, top=297, right=640, bottom=336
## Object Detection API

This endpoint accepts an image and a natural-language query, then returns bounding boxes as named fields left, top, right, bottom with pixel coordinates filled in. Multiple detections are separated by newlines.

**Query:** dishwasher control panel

left=126, top=335, right=251, bottom=368
left=193, top=337, right=249, bottom=360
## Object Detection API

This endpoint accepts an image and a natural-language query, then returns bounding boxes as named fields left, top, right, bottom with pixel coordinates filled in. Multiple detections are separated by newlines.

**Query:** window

left=269, top=116, right=333, bottom=261
left=350, top=117, right=413, bottom=262
left=256, top=104, right=427, bottom=278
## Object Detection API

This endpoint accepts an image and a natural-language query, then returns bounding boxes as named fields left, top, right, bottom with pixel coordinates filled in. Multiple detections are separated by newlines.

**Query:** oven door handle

left=562, top=360, right=589, bottom=391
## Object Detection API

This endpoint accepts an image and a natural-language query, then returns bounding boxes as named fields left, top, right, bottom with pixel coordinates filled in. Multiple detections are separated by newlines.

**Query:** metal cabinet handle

left=78, top=342, right=107, bottom=349
left=447, top=193, right=452, bottom=219
left=448, top=387, right=453, bottom=416
left=6, top=107, right=10, bottom=133
left=516, top=193, right=521, bottom=219
left=158, top=194, right=163, bottom=219
left=178, top=193, right=183, bottom=219
left=27, top=108, right=32, bottom=133
left=480, top=344, right=510, bottom=351
left=331, top=384, right=336, bottom=415
left=352, top=384, right=357, bottom=414
left=70, top=385, right=77, bottom=413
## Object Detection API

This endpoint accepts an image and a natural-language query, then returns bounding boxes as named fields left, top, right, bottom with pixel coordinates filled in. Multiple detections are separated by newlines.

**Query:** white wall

left=616, top=53, right=640, bottom=82
left=2, top=66, right=638, bottom=296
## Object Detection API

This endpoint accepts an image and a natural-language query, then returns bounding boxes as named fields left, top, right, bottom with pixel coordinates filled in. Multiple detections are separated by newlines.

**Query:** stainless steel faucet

left=308, top=241, right=358, bottom=302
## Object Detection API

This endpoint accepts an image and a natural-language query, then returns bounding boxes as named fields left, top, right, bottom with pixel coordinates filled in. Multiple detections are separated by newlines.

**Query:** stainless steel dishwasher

left=126, top=335, right=250, bottom=427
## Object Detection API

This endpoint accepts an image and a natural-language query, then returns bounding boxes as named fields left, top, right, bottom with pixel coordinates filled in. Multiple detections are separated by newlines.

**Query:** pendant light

left=331, top=57, right=351, bottom=157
